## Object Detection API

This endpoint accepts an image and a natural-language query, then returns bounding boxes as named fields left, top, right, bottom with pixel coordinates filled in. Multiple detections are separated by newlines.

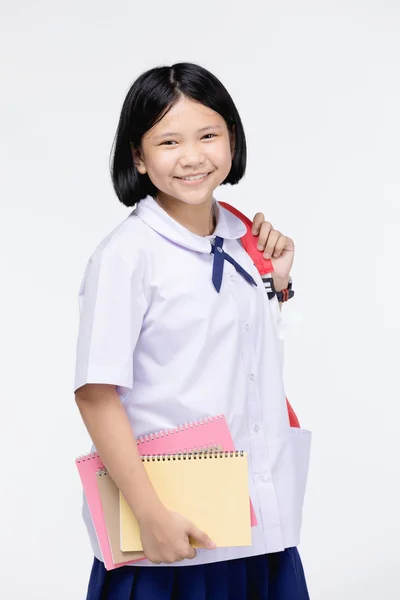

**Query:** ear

left=130, top=142, right=147, bottom=175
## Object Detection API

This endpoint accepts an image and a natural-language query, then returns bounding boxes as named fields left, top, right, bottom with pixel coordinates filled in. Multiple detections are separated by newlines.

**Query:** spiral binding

left=76, top=416, right=226, bottom=463
left=75, top=444, right=224, bottom=466
left=93, top=451, right=244, bottom=478
left=141, top=450, right=244, bottom=462
left=76, top=451, right=100, bottom=464
left=136, top=415, right=225, bottom=446
left=191, top=443, right=222, bottom=453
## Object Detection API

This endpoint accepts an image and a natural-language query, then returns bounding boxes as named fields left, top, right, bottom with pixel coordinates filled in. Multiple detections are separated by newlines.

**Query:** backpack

left=219, top=201, right=300, bottom=429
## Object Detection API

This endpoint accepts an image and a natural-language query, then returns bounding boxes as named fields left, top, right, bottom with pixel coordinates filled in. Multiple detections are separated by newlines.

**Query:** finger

left=251, top=212, right=265, bottom=235
left=163, top=551, right=184, bottom=564
left=263, top=230, right=281, bottom=258
left=171, top=554, right=185, bottom=563
left=269, top=235, right=287, bottom=258
left=256, top=221, right=273, bottom=251
left=188, top=525, right=216, bottom=550
left=185, top=544, right=197, bottom=560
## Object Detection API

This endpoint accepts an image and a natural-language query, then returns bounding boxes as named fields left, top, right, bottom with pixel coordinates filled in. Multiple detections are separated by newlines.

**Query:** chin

left=159, top=188, right=214, bottom=206
left=179, top=195, right=214, bottom=206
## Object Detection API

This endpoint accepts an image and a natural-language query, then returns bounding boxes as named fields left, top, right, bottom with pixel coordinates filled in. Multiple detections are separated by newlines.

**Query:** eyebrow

left=153, top=125, right=222, bottom=141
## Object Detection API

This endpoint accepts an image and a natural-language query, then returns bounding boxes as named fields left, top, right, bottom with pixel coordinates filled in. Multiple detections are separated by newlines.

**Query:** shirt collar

left=134, top=196, right=246, bottom=253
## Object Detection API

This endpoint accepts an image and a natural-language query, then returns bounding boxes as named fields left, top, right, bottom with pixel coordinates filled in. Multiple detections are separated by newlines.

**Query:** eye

left=160, top=140, right=177, bottom=146
left=202, top=133, right=216, bottom=140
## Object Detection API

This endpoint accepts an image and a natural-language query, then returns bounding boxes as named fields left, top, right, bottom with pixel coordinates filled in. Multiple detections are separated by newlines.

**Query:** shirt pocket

left=290, top=427, right=312, bottom=530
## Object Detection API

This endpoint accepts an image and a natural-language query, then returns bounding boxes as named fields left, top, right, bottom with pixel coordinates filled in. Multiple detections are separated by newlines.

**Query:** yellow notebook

left=119, top=451, right=252, bottom=552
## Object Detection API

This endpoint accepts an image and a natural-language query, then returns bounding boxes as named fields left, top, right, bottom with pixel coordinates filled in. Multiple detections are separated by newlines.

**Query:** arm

left=76, top=384, right=215, bottom=564
left=251, top=213, right=294, bottom=314
left=75, top=384, right=161, bottom=521
left=74, top=248, right=215, bottom=564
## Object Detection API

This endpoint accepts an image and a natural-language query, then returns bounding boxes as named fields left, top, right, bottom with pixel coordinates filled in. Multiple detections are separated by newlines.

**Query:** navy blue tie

left=211, top=236, right=258, bottom=293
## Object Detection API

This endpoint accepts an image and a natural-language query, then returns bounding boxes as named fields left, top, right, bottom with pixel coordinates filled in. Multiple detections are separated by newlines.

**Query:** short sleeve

left=73, top=244, right=148, bottom=394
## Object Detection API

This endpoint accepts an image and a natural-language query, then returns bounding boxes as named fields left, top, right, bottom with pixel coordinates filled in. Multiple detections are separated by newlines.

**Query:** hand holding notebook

left=137, top=504, right=217, bottom=563
left=118, top=450, right=252, bottom=552
left=77, top=415, right=256, bottom=570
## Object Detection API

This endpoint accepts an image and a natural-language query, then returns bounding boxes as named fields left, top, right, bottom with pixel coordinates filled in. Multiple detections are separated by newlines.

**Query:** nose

left=178, top=142, right=205, bottom=168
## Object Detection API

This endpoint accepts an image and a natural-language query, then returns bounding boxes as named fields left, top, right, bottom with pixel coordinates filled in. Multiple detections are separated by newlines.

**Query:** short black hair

left=110, top=62, right=247, bottom=207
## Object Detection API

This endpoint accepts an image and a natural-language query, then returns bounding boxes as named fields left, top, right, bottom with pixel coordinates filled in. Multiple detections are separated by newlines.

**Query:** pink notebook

left=76, top=414, right=257, bottom=571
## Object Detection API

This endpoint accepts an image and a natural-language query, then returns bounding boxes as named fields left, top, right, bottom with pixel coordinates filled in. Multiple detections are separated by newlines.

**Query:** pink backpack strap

left=219, top=201, right=300, bottom=429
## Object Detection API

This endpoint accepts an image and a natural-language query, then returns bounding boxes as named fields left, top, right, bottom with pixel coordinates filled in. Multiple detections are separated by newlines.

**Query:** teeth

left=180, top=173, right=208, bottom=181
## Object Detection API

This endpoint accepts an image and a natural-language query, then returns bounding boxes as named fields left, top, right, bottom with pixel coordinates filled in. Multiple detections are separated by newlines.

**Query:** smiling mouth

left=175, top=172, right=213, bottom=182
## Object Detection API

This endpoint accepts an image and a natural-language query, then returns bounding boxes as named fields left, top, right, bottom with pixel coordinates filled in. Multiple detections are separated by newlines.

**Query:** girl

left=74, top=62, right=311, bottom=599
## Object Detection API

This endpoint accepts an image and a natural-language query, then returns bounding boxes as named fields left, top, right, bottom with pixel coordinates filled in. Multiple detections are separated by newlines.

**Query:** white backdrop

left=1, top=1, right=399, bottom=598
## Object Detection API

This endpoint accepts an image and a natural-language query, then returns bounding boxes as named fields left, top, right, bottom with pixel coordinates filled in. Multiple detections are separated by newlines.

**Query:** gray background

left=1, top=1, right=399, bottom=598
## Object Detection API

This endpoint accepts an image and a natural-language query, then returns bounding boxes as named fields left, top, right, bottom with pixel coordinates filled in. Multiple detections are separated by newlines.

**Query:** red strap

left=286, top=398, right=300, bottom=428
left=219, top=201, right=274, bottom=276
left=220, top=201, right=301, bottom=428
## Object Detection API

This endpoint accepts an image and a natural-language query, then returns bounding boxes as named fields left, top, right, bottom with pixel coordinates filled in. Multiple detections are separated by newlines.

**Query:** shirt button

left=253, top=424, right=260, bottom=433
left=249, top=373, right=255, bottom=382
left=261, top=475, right=268, bottom=483
left=244, top=323, right=250, bottom=332
left=230, top=274, right=236, bottom=282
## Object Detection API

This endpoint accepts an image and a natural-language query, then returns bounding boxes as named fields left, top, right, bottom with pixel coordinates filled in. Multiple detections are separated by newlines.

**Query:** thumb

left=188, top=524, right=216, bottom=550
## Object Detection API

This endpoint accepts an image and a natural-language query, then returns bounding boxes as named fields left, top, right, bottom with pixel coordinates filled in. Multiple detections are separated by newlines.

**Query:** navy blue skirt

left=86, top=549, right=309, bottom=600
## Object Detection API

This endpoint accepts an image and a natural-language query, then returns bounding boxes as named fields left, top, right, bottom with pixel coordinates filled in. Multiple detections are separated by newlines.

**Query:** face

left=131, top=96, right=235, bottom=207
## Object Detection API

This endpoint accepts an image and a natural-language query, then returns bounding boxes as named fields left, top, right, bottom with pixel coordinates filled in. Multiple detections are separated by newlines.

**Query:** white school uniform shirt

left=74, top=195, right=311, bottom=567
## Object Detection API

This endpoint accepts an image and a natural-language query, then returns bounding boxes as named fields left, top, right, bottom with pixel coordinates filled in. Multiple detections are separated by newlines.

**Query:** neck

left=155, top=194, right=216, bottom=236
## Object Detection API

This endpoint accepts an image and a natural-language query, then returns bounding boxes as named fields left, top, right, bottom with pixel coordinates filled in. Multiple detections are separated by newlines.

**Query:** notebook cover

left=96, top=470, right=145, bottom=564
left=96, top=444, right=222, bottom=565
left=120, top=452, right=252, bottom=551
left=76, top=414, right=256, bottom=571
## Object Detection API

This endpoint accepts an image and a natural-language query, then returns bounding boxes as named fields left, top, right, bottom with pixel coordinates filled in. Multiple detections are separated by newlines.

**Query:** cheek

left=211, top=139, right=233, bottom=170
left=147, top=153, right=175, bottom=179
